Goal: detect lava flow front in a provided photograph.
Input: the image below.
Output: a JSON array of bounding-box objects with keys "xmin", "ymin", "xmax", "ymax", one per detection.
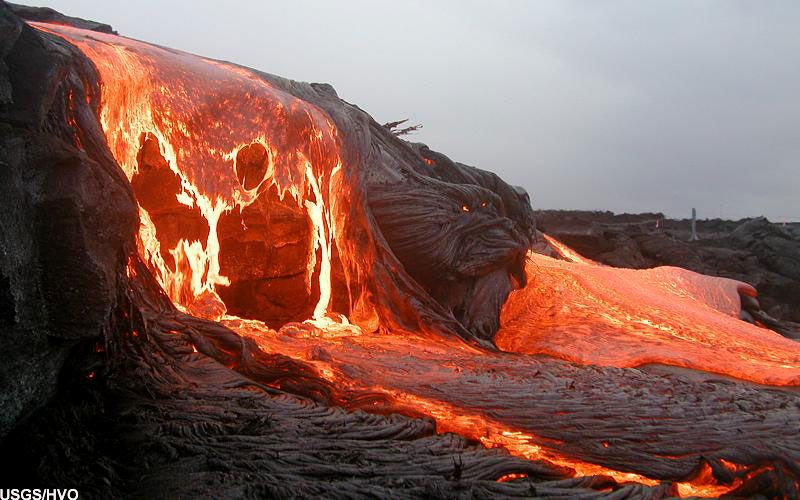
[
  {"xmin": 497, "ymin": 241, "xmax": 800, "ymax": 386},
  {"xmin": 37, "ymin": 22, "xmax": 799, "ymax": 497}
]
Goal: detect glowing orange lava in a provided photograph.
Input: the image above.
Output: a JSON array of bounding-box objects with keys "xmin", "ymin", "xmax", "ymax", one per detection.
[
  {"xmin": 497, "ymin": 248, "xmax": 800, "ymax": 386},
  {"xmin": 34, "ymin": 22, "xmax": 342, "ymax": 322},
  {"xmin": 227, "ymin": 315, "xmax": 750, "ymax": 497}
]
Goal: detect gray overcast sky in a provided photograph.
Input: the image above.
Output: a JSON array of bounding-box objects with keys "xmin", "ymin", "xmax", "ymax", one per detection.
[{"xmin": 36, "ymin": 0, "xmax": 800, "ymax": 220}]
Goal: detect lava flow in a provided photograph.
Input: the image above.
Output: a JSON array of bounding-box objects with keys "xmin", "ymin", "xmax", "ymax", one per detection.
[
  {"xmin": 497, "ymin": 240, "xmax": 800, "ymax": 386},
  {"xmin": 34, "ymin": 21, "xmax": 345, "ymax": 324},
  {"xmin": 36, "ymin": 22, "xmax": 800, "ymax": 497}
]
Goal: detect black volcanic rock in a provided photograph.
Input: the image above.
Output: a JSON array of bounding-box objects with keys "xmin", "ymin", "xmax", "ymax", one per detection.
[
  {"xmin": 730, "ymin": 217, "xmax": 800, "ymax": 280},
  {"xmin": 0, "ymin": 6, "xmax": 137, "ymax": 436},
  {"xmin": 8, "ymin": 2, "xmax": 116, "ymax": 33}
]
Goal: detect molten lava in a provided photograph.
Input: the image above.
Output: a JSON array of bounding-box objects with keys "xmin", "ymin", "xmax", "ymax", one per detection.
[
  {"xmin": 35, "ymin": 22, "xmax": 342, "ymax": 323},
  {"xmin": 497, "ymin": 244, "xmax": 800, "ymax": 386},
  {"xmin": 36, "ymin": 21, "xmax": 800, "ymax": 496}
]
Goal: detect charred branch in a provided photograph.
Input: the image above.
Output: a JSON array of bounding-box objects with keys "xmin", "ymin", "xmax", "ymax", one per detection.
[{"xmin": 383, "ymin": 118, "xmax": 423, "ymax": 136}]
